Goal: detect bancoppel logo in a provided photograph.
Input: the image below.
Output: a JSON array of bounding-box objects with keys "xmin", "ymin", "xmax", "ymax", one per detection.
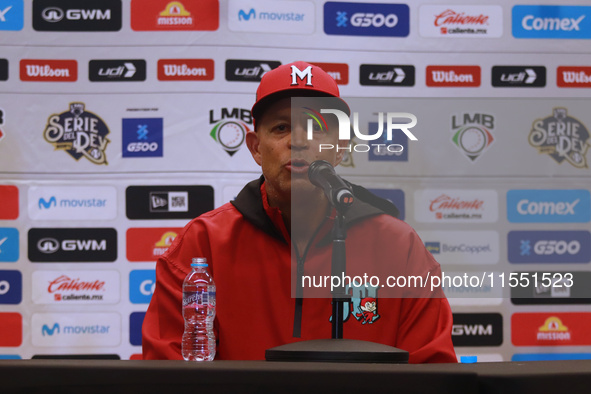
[
  {"xmin": 324, "ymin": 2, "xmax": 409, "ymax": 37},
  {"xmin": 415, "ymin": 189, "xmax": 498, "ymax": 223},
  {"xmin": 32, "ymin": 313, "xmax": 121, "ymax": 347},
  {"xmin": 129, "ymin": 270, "xmax": 156, "ymax": 304},
  {"xmin": 157, "ymin": 59, "xmax": 214, "ymax": 81},
  {"xmin": 126, "ymin": 227, "xmax": 182, "ymax": 261},
  {"xmin": 452, "ymin": 313, "xmax": 503, "ymax": 347},
  {"xmin": 209, "ymin": 107, "xmax": 253, "ymax": 155},
  {"xmin": 507, "ymin": 189, "xmax": 591, "ymax": 223},
  {"xmin": 33, "ymin": 0, "xmax": 121, "ymax": 31},
  {"xmin": 0, "ymin": 270, "xmax": 22, "ymax": 304},
  {"xmin": 122, "ymin": 118, "xmax": 163, "ymax": 158},
  {"xmin": 225, "ymin": 59, "xmax": 281, "ymax": 82},
  {"xmin": 512, "ymin": 313, "xmax": 591, "ymax": 346},
  {"xmin": 0, "ymin": 228, "xmax": 19, "ymax": 262},
  {"xmin": 419, "ymin": 5, "xmax": 502, "ymax": 38},
  {"xmin": 130, "ymin": 0, "xmax": 219, "ymax": 31},
  {"xmin": 511, "ymin": 271, "xmax": 591, "ymax": 305},
  {"xmin": 32, "ymin": 270, "xmax": 120, "ymax": 304},
  {"xmin": 0, "ymin": 59, "xmax": 8, "ymax": 80},
  {"xmin": 451, "ymin": 113, "xmax": 494, "ymax": 161},
  {"xmin": 426, "ymin": 66, "xmax": 480, "ymax": 87},
  {"xmin": 418, "ymin": 230, "xmax": 499, "ymax": 264},
  {"xmin": 20, "ymin": 60, "xmax": 77, "ymax": 82},
  {"xmin": 492, "ymin": 66, "xmax": 546, "ymax": 88},
  {"xmin": 558, "ymin": 66, "xmax": 591, "ymax": 88},
  {"xmin": 0, "ymin": 313, "xmax": 21, "ymax": 346},
  {"xmin": 228, "ymin": 0, "xmax": 314, "ymax": 34},
  {"xmin": 28, "ymin": 186, "xmax": 117, "ymax": 220},
  {"xmin": 0, "ymin": 0, "xmax": 24, "ymax": 31},
  {"xmin": 89, "ymin": 60, "xmax": 146, "ymax": 82},
  {"xmin": 43, "ymin": 102, "xmax": 110, "ymax": 165},
  {"xmin": 28, "ymin": 228, "xmax": 117, "ymax": 262},
  {"xmin": 360, "ymin": 64, "xmax": 414, "ymax": 87},
  {"xmin": 508, "ymin": 231, "xmax": 591, "ymax": 263},
  {"xmin": 512, "ymin": 5, "xmax": 591, "ymax": 39},
  {"xmin": 126, "ymin": 185, "xmax": 214, "ymax": 220},
  {"xmin": 129, "ymin": 312, "xmax": 145, "ymax": 346},
  {"xmin": 306, "ymin": 62, "xmax": 348, "ymax": 85},
  {"xmin": 367, "ymin": 188, "xmax": 405, "ymax": 220},
  {"xmin": 0, "ymin": 185, "xmax": 19, "ymax": 220},
  {"xmin": 529, "ymin": 108, "xmax": 590, "ymax": 169}
]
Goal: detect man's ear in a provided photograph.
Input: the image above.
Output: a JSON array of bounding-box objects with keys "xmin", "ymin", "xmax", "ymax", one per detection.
[
  {"xmin": 246, "ymin": 131, "xmax": 262, "ymax": 166},
  {"xmin": 334, "ymin": 137, "xmax": 349, "ymax": 166}
]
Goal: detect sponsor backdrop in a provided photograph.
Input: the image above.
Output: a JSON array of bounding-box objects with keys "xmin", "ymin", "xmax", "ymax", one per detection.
[{"xmin": 0, "ymin": 0, "xmax": 590, "ymax": 362}]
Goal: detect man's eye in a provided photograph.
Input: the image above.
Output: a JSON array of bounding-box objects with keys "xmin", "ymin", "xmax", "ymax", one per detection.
[{"xmin": 273, "ymin": 124, "xmax": 289, "ymax": 132}]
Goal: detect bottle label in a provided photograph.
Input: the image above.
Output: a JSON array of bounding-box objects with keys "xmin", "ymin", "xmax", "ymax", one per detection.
[{"xmin": 182, "ymin": 290, "xmax": 208, "ymax": 307}]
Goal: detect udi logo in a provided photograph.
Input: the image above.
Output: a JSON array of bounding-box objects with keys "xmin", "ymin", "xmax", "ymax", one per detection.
[
  {"xmin": 558, "ymin": 67, "xmax": 591, "ymax": 88},
  {"xmin": 0, "ymin": 312, "xmax": 22, "ymax": 346},
  {"xmin": 122, "ymin": 118, "xmax": 163, "ymax": 158},
  {"xmin": 0, "ymin": 228, "xmax": 19, "ymax": 262},
  {"xmin": 0, "ymin": 185, "xmax": 19, "ymax": 220},
  {"xmin": 427, "ymin": 66, "xmax": 480, "ymax": 87},
  {"xmin": 20, "ymin": 60, "xmax": 77, "ymax": 82},
  {"xmin": 0, "ymin": 59, "xmax": 7, "ymax": 81},
  {"xmin": 306, "ymin": 62, "xmax": 348, "ymax": 85},
  {"xmin": 0, "ymin": 0, "xmax": 23, "ymax": 31},
  {"xmin": 157, "ymin": 59, "xmax": 214, "ymax": 81},
  {"xmin": 419, "ymin": 5, "xmax": 502, "ymax": 38},
  {"xmin": 129, "ymin": 270, "xmax": 156, "ymax": 304},
  {"xmin": 359, "ymin": 64, "xmax": 414, "ymax": 87},
  {"xmin": 225, "ymin": 59, "xmax": 281, "ymax": 82},
  {"xmin": 130, "ymin": 0, "xmax": 219, "ymax": 31},
  {"xmin": 507, "ymin": 189, "xmax": 591, "ymax": 223},
  {"xmin": 414, "ymin": 189, "xmax": 498, "ymax": 223},
  {"xmin": 512, "ymin": 313, "xmax": 591, "ymax": 346},
  {"xmin": 32, "ymin": 270, "xmax": 120, "ymax": 304},
  {"xmin": 126, "ymin": 227, "xmax": 182, "ymax": 261},
  {"xmin": 324, "ymin": 2, "xmax": 409, "ymax": 37},
  {"xmin": 0, "ymin": 270, "xmax": 22, "ymax": 304}
]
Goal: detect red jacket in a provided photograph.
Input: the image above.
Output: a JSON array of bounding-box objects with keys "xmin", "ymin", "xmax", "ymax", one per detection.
[{"xmin": 142, "ymin": 178, "xmax": 457, "ymax": 363}]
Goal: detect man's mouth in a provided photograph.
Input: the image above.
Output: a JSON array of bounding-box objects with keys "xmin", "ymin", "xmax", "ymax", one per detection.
[{"xmin": 286, "ymin": 159, "xmax": 310, "ymax": 174}]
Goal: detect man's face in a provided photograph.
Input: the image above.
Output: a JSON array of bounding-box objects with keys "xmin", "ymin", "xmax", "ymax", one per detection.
[{"xmin": 246, "ymin": 96, "xmax": 348, "ymax": 203}]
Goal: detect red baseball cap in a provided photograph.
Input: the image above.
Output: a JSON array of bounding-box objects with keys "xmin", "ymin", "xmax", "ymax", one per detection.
[{"xmin": 251, "ymin": 61, "xmax": 350, "ymax": 125}]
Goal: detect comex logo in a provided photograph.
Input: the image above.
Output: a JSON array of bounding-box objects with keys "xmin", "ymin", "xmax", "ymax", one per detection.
[{"xmin": 0, "ymin": 5, "xmax": 13, "ymax": 22}]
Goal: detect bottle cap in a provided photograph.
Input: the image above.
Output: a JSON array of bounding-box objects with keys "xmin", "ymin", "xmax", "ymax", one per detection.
[{"xmin": 191, "ymin": 257, "xmax": 208, "ymax": 267}]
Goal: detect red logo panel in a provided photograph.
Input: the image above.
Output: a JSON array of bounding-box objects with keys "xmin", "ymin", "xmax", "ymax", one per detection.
[
  {"xmin": 0, "ymin": 313, "xmax": 22, "ymax": 346},
  {"xmin": 131, "ymin": 0, "xmax": 219, "ymax": 31},
  {"xmin": 126, "ymin": 227, "xmax": 183, "ymax": 262},
  {"xmin": 157, "ymin": 59, "xmax": 214, "ymax": 81},
  {"xmin": 307, "ymin": 62, "xmax": 349, "ymax": 85},
  {"xmin": 426, "ymin": 65, "xmax": 480, "ymax": 87},
  {"xmin": 20, "ymin": 60, "xmax": 77, "ymax": 82},
  {"xmin": 557, "ymin": 66, "xmax": 591, "ymax": 88},
  {"xmin": 512, "ymin": 312, "xmax": 591, "ymax": 346},
  {"xmin": 0, "ymin": 185, "xmax": 18, "ymax": 219}
]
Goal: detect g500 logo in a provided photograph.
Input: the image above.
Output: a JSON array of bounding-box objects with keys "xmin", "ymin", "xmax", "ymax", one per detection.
[{"xmin": 43, "ymin": 103, "xmax": 110, "ymax": 165}]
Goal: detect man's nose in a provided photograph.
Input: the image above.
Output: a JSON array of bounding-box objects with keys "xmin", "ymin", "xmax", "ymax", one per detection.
[{"xmin": 290, "ymin": 121, "xmax": 309, "ymax": 149}]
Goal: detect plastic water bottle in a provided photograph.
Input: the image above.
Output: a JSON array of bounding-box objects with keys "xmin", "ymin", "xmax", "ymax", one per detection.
[{"xmin": 181, "ymin": 257, "xmax": 216, "ymax": 361}]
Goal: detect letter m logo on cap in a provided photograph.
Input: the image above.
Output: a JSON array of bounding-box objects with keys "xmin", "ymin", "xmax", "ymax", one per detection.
[{"xmin": 291, "ymin": 65, "xmax": 313, "ymax": 86}]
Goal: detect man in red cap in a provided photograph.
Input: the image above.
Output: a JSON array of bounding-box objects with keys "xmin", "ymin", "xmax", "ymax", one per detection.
[{"xmin": 142, "ymin": 62, "xmax": 457, "ymax": 363}]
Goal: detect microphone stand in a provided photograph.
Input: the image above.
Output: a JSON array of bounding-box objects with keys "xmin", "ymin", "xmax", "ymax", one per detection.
[{"xmin": 265, "ymin": 190, "xmax": 408, "ymax": 363}]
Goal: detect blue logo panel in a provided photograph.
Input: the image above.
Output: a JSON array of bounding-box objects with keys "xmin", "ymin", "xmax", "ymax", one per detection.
[
  {"xmin": 0, "ymin": 270, "xmax": 22, "ymax": 304},
  {"xmin": 367, "ymin": 122, "xmax": 408, "ymax": 162},
  {"xmin": 512, "ymin": 353, "xmax": 591, "ymax": 361},
  {"xmin": 507, "ymin": 190, "xmax": 591, "ymax": 223},
  {"xmin": 508, "ymin": 231, "xmax": 591, "ymax": 263},
  {"xmin": 324, "ymin": 2, "xmax": 409, "ymax": 37},
  {"xmin": 367, "ymin": 188, "xmax": 405, "ymax": 220},
  {"xmin": 0, "ymin": 355, "xmax": 21, "ymax": 359},
  {"xmin": 129, "ymin": 270, "xmax": 156, "ymax": 304},
  {"xmin": 0, "ymin": 0, "xmax": 24, "ymax": 31},
  {"xmin": 512, "ymin": 6, "xmax": 591, "ymax": 39},
  {"xmin": 129, "ymin": 312, "xmax": 145, "ymax": 346},
  {"xmin": 0, "ymin": 228, "xmax": 19, "ymax": 262},
  {"xmin": 122, "ymin": 118, "xmax": 163, "ymax": 158}
]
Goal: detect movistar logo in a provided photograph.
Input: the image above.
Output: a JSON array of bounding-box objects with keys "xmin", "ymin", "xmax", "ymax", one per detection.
[
  {"xmin": 239, "ymin": 8, "xmax": 255, "ymax": 21},
  {"xmin": 39, "ymin": 197, "xmax": 57, "ymax": 209},
  {"xmin": 42, "ymin": 323, "xmax": 60, "ymax": 336}
]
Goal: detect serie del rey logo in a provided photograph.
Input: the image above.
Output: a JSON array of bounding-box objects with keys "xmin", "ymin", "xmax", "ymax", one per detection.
[
  {"xmin": 43, "ymin": 103, "xmax": 110, "ymax": 165},
  {"xmin": 528, "ymin": 108, "xmax": 590, "ymax": 169}
]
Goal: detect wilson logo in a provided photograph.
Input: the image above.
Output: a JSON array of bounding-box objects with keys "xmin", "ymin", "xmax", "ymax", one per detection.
[
  {"xmin": 557, "ymin": 67, "xmax": 591, "ymax": 87},
  {"xmin": 157, "ymin": 59, "xmax": 214, "ymax": 81},
  {"xmin": 20, "ymin": 60, "xmax": 77, "ymax": 81},
  {"xmin": 426, "ymin": 66, "xmax": 480, "ymax": 87}
]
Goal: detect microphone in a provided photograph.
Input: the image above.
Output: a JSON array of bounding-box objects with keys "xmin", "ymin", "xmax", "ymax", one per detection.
[{"xmin": 308, "ymin": 160, "xmax": 354, "ymax": 210}]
